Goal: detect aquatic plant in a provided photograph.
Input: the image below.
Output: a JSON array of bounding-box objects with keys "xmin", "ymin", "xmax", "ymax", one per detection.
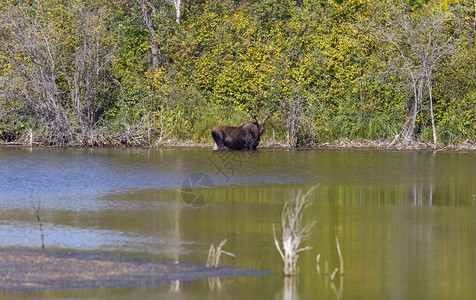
[
  {"xmin": 273, "ymin": 186, "xmax": 317, "ymax": 276},
  {"xmin": 206, "ymin": 239, "xmax": 235, "ymax": 268},
  {"xmin": 335, "ymin": 236, "xmax": 344, "ymax": 277},
  {"xmin": 317, "ymin": 236, "xmax": 345, "ymax": 281},
  {"xmin": 30, "ymin": 192, "xmax": 45, "ymax": 250}
]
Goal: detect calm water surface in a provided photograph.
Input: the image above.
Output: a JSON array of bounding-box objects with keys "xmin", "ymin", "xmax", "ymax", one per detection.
[{"xmin": 0, "ymin": 147, "xmax": 475, "ymax": 299}]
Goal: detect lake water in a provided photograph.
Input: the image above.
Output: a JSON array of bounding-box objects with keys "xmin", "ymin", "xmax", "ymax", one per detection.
[{"xmin": 0, "ymin": 147, "xmax": 475, "ymax": 299}]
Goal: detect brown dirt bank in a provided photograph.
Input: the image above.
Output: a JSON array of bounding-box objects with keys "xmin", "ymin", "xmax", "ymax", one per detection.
[
  {"xmin": 2, "ymin": 138, "xmax": 476, "ymax": 151},
  {"xmin": 138, "ymin": 139, "xmax": 476, "ymax": 151},
  {"xmin": 0, "ymin": 249, "xmax": 267, "ymax": 292}
]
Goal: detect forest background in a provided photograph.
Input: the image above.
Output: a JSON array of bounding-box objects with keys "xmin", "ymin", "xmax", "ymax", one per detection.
[{"xmin": 0, "ymin": 0, "xmax": 475, "ymax": 147}]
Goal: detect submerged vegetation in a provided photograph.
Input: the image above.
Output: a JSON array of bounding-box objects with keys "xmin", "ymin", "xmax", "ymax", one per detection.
[{"xmin": 1, "ymin": 0, "xmax": 475, "ymax": 147}]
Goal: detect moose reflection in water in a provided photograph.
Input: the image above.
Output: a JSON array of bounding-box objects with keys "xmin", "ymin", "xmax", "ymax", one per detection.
[{"xmin": 211, "ymin": 112, "xmax": 273, "ymax": 150}]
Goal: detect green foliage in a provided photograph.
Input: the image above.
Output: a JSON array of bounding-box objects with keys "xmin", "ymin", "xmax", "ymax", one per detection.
[{"xmin": 0, "ymin": 0, "xmax": 475, "ymax": 146}]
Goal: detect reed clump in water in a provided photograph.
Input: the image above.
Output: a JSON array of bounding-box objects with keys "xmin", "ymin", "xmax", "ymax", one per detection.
[
  {"xmin": 273, "ymin": 186, "xmax": 317, "ymax": 276},
  {"xmin": 206, "ymin": 239, "xmax": 235, "ymax": 268}
]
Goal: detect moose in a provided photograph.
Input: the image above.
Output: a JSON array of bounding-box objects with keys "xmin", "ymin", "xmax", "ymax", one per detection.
[{"xmin": 211, "ymin": 112, "xmax": 273, "ymax": 150}]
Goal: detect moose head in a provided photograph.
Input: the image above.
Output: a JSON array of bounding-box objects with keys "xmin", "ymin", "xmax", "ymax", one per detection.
[{"xmin": 211, "ymin": 112, "xmax": 273, "ymax": 150}]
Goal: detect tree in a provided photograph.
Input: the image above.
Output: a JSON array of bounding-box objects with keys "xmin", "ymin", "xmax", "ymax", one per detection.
[
  {"xmin": 135, "ymin": 0, "xmax": 183, "ymax": 71},
  {"xmin": 170, "ymin": 0, "xmax": 181, "ymax": 24},
  {"xmin": 69, "ymin": 4, "xmax": 116, "ymax": 143},
  {"xmin": 279, "ymin": 89, "xmax": 317, "ymax": 147},
  {"xmin": 136, "ymin": 0, "xmax": 163, "ymax": 71},
  {"xmin": 0, "ymin": 1, "xmax": 116, "ymax": 145},
  {"xmin": 375, "ymin": 1, "xmax": 458, "ymax": 145},
  {"xmin": 0, "ymin": 4, "xmax": 73, "ymax": 143}
]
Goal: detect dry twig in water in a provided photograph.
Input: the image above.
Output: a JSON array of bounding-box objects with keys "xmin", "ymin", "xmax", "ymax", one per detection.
[
  {"xmin": 206, "ymin": 239, "xmax": 236, "ymax": 268},
  {"xmin": 31, "ymin": 194, "xmax": 45, "ymax": 250}
]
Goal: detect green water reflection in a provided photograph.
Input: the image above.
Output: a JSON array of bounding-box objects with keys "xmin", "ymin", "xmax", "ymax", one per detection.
[{"xmin": 0, "ymin": 148, "xmax": 475, "ymax": 299}]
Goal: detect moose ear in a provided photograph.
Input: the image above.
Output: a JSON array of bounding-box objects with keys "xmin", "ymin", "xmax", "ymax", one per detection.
[
  {"xmin": 264, "ymin": 111, "xmax": 274, "ymax": 121},
  {"xmin": 250, "ymin": 113, "xmax": 258, "ymax": 121}
]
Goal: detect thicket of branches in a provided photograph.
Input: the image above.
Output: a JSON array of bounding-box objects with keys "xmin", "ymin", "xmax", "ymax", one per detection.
[
  {"xmin": 1, "ymin": 0, "xmax": 475, "ymax": 147},
  {"xmin": 0, "ymin": 2, "xmax": 118, "ymax": 145}
]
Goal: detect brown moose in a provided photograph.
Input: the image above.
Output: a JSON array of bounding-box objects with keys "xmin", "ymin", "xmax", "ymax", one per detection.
[{"xmin": 211, "ymin": 113, "xmax": 273, "ymax": 150}]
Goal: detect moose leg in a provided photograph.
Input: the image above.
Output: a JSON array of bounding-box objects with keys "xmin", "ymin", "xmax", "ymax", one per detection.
[{"xmin": 211, "ymin": 130, "xmax": 225, "ymax": 150}]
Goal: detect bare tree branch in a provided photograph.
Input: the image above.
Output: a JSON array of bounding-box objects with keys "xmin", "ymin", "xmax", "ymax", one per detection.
[
  {"xmin": 137, "ymin": 0, "xmax": 163, "ymax": 71},
  {"xmin": 373, "ymin": 1, "xmax": 457, "ymax": 145}
]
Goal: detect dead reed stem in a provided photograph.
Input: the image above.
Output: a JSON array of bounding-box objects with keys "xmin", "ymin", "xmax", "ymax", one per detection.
[
  {"xmin": 273, "ymin": 186, "xmax": 318, "ymax": 276},
  {"xmin": 324, "ymin": 260, "xmax": 328, "ymax": 275},
  {"xmin": 31, "ymin": 194, "xmax": 44, "ymax": 250},
  {"xmin": 330, "ymin": 268, "xmax": 339, "ymax": 281},
  {"xmin": 336, "ymin": 236, "xmax": 344, "ymax": 275},
  {"xmin": 206, "ymin": 239, "xmax": 235, "ymax": 268}
]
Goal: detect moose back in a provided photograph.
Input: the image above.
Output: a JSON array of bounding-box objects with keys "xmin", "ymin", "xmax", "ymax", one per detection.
[{"xmin": 211, "ymin": 113, "xmax": 273, "ymax": 150}]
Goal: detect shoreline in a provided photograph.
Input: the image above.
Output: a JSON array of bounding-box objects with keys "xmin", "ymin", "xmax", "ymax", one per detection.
[{"xmin": 1, "ymin": 139, "xmax": 476, "ymax": 152}]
